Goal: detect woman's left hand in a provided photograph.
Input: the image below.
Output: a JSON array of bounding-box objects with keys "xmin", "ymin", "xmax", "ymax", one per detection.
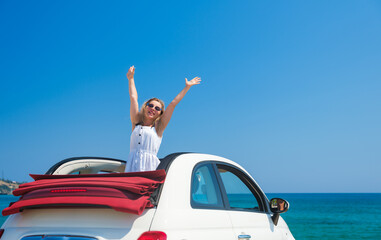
[{"xmin": 185, "ymin": 77, "xmax": 201, "ymax": 87}]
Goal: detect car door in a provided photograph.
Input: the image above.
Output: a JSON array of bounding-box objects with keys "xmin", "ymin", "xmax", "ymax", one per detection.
[
  {"xmin": 151, "ymin": 161, "xmax": 235, "ymax": 240},
  {"xmin": 215, "ymin": 164, "xmax": 285, "ymax": 240},
  {"xmin": 186, "ymin": 162, "xmax": 236, "ymax": 240}
]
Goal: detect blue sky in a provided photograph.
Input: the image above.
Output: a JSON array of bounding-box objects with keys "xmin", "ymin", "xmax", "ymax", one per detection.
[{"xmin": 1, "ymin": 0, "xmax": 380, "ymax": 192}]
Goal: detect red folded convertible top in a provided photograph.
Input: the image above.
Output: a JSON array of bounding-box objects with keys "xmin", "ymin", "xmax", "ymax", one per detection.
[{"xmin": 2, "ymin": 170, "xmax": 166, "ymax": 216}]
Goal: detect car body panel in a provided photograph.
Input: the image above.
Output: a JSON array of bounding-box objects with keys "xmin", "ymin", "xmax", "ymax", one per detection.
[
  {"xmin": 2, "ymin": 208, "xmax": 155, "ymax": 239},
  {"xmin": 228, "ymin": 210, "xmax": 284, "ymax": 239}
]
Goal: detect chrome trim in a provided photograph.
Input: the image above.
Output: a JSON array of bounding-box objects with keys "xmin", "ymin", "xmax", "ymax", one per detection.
[{"xmin": 22, "ymin": 235, "xmax": 97, "ymax": 240}]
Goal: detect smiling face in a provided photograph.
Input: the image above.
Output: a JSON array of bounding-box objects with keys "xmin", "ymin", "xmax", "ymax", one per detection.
[{"xmin": 144, "ymin": 100, "xmax": 163, "ymax": 121}]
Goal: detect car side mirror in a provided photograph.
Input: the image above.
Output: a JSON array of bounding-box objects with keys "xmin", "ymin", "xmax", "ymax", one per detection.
[{"xmin": 270, "ymin": 198, "xmax": 289, "ymax": 226}]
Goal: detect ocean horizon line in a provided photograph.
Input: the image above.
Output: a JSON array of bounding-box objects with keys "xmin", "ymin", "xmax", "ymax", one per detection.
[{"xmin": 266, "ymin": 192, "xmax": 381, "ymax": 194}]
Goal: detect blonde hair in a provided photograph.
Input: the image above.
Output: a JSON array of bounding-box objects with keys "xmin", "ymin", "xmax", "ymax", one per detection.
[{"xmin": 138, "ymin": 97, "xmax": 165, "ymax": 126}]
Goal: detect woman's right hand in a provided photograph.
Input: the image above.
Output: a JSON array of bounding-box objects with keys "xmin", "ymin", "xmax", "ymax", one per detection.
[{"xmin": 126, "ymin": 66, "xmax": 135, "ymax": 80}]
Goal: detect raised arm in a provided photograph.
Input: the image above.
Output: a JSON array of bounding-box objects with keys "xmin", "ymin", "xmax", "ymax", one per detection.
[
  {"xmin": 156, "ymin": 77, "xmax": 201, "ymax": 137},
  {"xmin": 126, "ymin": 66, "xmax": 140, "ymax": 126}
]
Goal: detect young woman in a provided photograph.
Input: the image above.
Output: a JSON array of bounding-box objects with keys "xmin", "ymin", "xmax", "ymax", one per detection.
[{"xmin": 125, "ymin": 66, "xmax": 201, "ymax": 172}]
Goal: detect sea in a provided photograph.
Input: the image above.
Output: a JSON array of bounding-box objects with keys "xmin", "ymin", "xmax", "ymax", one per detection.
[{"xmin": 1, "ymin": 193, "xmax": 380, "ymax": 239}]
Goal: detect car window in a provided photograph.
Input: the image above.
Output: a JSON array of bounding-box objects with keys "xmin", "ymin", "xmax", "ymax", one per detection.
[
  {"xmin": 217, "ymin": 166, "xmax": 260, "ymax": 211},
  {"xmin": 191, "ymin": 164, "xmax": 224, "ymax": 208}
]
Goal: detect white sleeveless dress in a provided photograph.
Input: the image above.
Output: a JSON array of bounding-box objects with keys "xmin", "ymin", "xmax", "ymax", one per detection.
[{"xmin": 125, "ymin": 125, "xmax": 162, "ymax": 172}]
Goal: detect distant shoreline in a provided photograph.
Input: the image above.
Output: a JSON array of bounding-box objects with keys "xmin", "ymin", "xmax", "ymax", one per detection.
[{"xmin": 0, "ymin": 180, "xmax": 22, "ymax": 195}]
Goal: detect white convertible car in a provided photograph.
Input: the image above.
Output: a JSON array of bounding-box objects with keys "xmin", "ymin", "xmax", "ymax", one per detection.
[{"xmin": 1, "ymin": 153, "xmax": 295, "ymax": 240}]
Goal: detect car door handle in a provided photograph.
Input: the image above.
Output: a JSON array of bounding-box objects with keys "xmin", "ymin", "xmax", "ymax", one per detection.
[{"xmin": 238, "ymin": 235, "xmax": 251, "ymax": 240}]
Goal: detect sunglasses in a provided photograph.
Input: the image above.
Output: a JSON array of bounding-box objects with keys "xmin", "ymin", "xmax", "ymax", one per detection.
[{"xmin": 146, "ymin": 103, "xmax": 162, "ymax": 112}]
